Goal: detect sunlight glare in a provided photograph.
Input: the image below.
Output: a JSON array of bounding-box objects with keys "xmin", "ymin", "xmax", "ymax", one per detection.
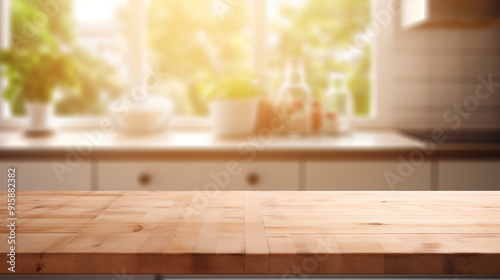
[{"xmin": 74, "ymin": 0, "xmax": 125, "ymax": 24}]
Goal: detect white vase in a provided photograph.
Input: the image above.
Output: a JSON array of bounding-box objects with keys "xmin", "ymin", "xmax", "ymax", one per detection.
[
  {"xmin": 210, "ymin": 99, "xmax": 258, "ymax": 137},
  {"xmin": 25, "ymin": 102, "xmax": 53, "ymax": 132}
]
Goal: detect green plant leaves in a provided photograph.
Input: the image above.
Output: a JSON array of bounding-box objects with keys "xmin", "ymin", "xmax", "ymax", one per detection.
[
  {"xmin": 0, "ymin": 49, "xmax": 78, "ymax": 103},
  {"xmin": 202, "ymin": 72, "xmax": 260, "ymax": 101}
]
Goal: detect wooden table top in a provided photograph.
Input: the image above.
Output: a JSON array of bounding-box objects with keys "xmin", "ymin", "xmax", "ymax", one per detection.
[{"xmin": 1, "ymin": 191, "xmax": 500, "ymax": 275}]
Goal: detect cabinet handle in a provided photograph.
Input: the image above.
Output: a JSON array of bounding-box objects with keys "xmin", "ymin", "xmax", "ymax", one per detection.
[
  {"xmin": 246, "ymin": 173, "xmax": 260, "ymax": 187},
  {"xmin": 138, "ymin": 172, "xmax": 152, "ymax": 187}
]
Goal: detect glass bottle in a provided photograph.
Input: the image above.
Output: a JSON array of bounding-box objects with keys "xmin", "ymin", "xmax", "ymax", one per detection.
[
  {"xmin": 323, "ymin": 72, "xmax": 352, "ymax": 133},
  {"xmin": 277, "ymin": 58, "xmax": 312, "ymax": 135}
]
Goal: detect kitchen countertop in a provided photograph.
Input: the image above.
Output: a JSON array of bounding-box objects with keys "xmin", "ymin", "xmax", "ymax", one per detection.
[
  {"xmin": 1, "ymin": 128, "xmax": 499, "ymax": 159},
  {"xmin": 1, "ymin": 191, "xmax": 499, "ymax": 275}
]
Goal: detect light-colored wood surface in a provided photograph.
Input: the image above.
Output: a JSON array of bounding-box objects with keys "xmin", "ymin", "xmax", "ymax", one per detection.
[{"xmin": 1, "ymin": 191, "xmax": 500, "ymax": 275}]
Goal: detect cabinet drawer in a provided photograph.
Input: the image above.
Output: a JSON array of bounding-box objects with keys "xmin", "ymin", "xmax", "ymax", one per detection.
[
  {"xmin": 438, "ymin": 160, "xmax": 500, "ymax": 190},
  {"xmin": 97, "ymin": 160, "xmax": 299, "ymax": 191},
  {"xmin": 306, "ymin": 160, "xmax": 431, "ymax": 190},
  {"xmin": 0, "ymin": 160, "xmax": 91, "ymax": 191}
]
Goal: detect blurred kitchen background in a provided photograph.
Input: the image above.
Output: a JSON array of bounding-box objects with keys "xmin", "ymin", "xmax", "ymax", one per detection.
[
  {"xmin": 1, "ymin": 0, "xmax": 373, "ymax": 119},
  {"xmin": 1, "ymin": 0, "xmax": 499, "ymax": 126}
]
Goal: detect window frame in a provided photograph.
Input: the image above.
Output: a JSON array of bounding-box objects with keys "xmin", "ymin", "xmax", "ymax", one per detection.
[{"xmin": 0, "ymin": 0, "xmax": 391, "ymax": 129}]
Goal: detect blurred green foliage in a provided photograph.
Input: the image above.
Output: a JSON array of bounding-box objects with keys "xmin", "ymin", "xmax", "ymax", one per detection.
[
  {"xmin": 147, "ymin": 0, "xmax": 372, "ymax": 116},
  {"xmin": 4, "ymin": 0, "xmax": 124, "ymax": 116},
  {"xmin": 3, "ymin": 0, "xmax": 372, "ymax": 117},
  {"xmin": 0, "ymin": 49, "xmax": 78, "ymax": 105},
  {"xmin": 202, "ymin": 72, "xmax": 260, "ymax": 102},
  {"xmin": 270, "ymin": 0, "xmax": 372, "ymax": 116},
  {"xmin": 54, "ymin": 48, "xmax": 125, "ymax": 116},
  {"xmin": 10, "ymin": 0, "xmax": 74, "ymax": 49},
  {"xmin": 146, "ymin": 0, "xmax": 251, "ymax": 115},
  {"xmin": 3, "ymin": 0, "xmax": 75, "ymax": 115}
]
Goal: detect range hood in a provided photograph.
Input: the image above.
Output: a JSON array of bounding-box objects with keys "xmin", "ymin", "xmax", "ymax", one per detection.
[{"xmin": 402, "ymin": 0, "xmax": 500, "ymax": 29}]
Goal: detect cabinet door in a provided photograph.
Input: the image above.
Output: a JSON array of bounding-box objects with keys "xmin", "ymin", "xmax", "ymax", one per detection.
[
  {"xmin": 0, "ymin": 160, "xmax": 91, "ymax": 191},
  {"xmin": 438, "ymin": 160, "xmax": 500, "ymax": 190},
  {"xmin": 97, "ymin": 160, "xmax": 299, "ymax": 191},
  {"xmin": 305, "ymin": 160, "xmax": 431, "ymax": 190}
]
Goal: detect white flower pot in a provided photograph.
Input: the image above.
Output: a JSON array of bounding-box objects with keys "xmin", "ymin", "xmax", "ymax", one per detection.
[
  {"xmin": 25, "ymin": 102, "xmax": 53, "ymax": 132},
  {"xmin": 210, "ymin": 99, "xmax": 258, "ymax": 137}
]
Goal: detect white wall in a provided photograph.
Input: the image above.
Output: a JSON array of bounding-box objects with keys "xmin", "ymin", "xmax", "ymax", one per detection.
[{"xmin": 390, "ymin": 15, "xmax": 500, "ymax": 129}]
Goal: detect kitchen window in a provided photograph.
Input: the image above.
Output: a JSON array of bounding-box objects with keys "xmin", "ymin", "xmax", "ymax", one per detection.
[{"xmin": 0, "ymin": 0, "xmax": 377, "ymax": 126}]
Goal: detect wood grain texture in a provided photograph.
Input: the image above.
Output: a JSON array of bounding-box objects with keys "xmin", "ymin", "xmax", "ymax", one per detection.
[{"xmin": 1, "ymin": 191, "xmax": 500, "ymax": 275}]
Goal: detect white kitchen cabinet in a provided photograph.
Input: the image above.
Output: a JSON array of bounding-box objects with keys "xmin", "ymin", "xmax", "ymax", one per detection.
[
  {"xmin": 438, "ymin": 160, "xmax": 500, "ymax": 190},
  {"xmin": 97, "ymin": 160, "xmax": 299, "ymax": 191},
  {"xmin": 0, "ymin": 160, "xmax": 91, "ymax": 191},
  {"xmin": 305, "ymin": 160, "xmax": 432, "ymax": 190}
]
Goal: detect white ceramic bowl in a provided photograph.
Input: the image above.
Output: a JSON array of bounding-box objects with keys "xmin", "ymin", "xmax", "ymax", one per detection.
[{"xmin": 110, "ymin": 96, "xmax": 174, "ymax": 134}]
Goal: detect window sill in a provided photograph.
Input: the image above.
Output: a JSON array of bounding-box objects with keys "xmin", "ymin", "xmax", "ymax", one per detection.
[
  {"xmin": 0, "ymin": 116, "xmax": 213, "ymax": 131},
  {"xmin": 0, "ymin": 113, "xmax": 387, "ymax": 132}
]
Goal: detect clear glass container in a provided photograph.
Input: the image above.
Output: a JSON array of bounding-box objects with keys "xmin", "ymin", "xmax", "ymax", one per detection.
[
  {"xmin": 323, "ymin": 72, "xmax": 352, "ymax": 133},
  {"xmin": 276, "ymin": 58, "xmax": 312, "ymax": 135}
]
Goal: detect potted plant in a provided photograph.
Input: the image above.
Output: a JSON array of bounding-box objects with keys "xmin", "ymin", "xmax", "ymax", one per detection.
[
  {"xmin": 0, "ymin": 49, "xmax": 78, "ymax": 132},
  {"xmin": 203, "ymin": 72, "xmax": 260, "ymax": 137}
]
